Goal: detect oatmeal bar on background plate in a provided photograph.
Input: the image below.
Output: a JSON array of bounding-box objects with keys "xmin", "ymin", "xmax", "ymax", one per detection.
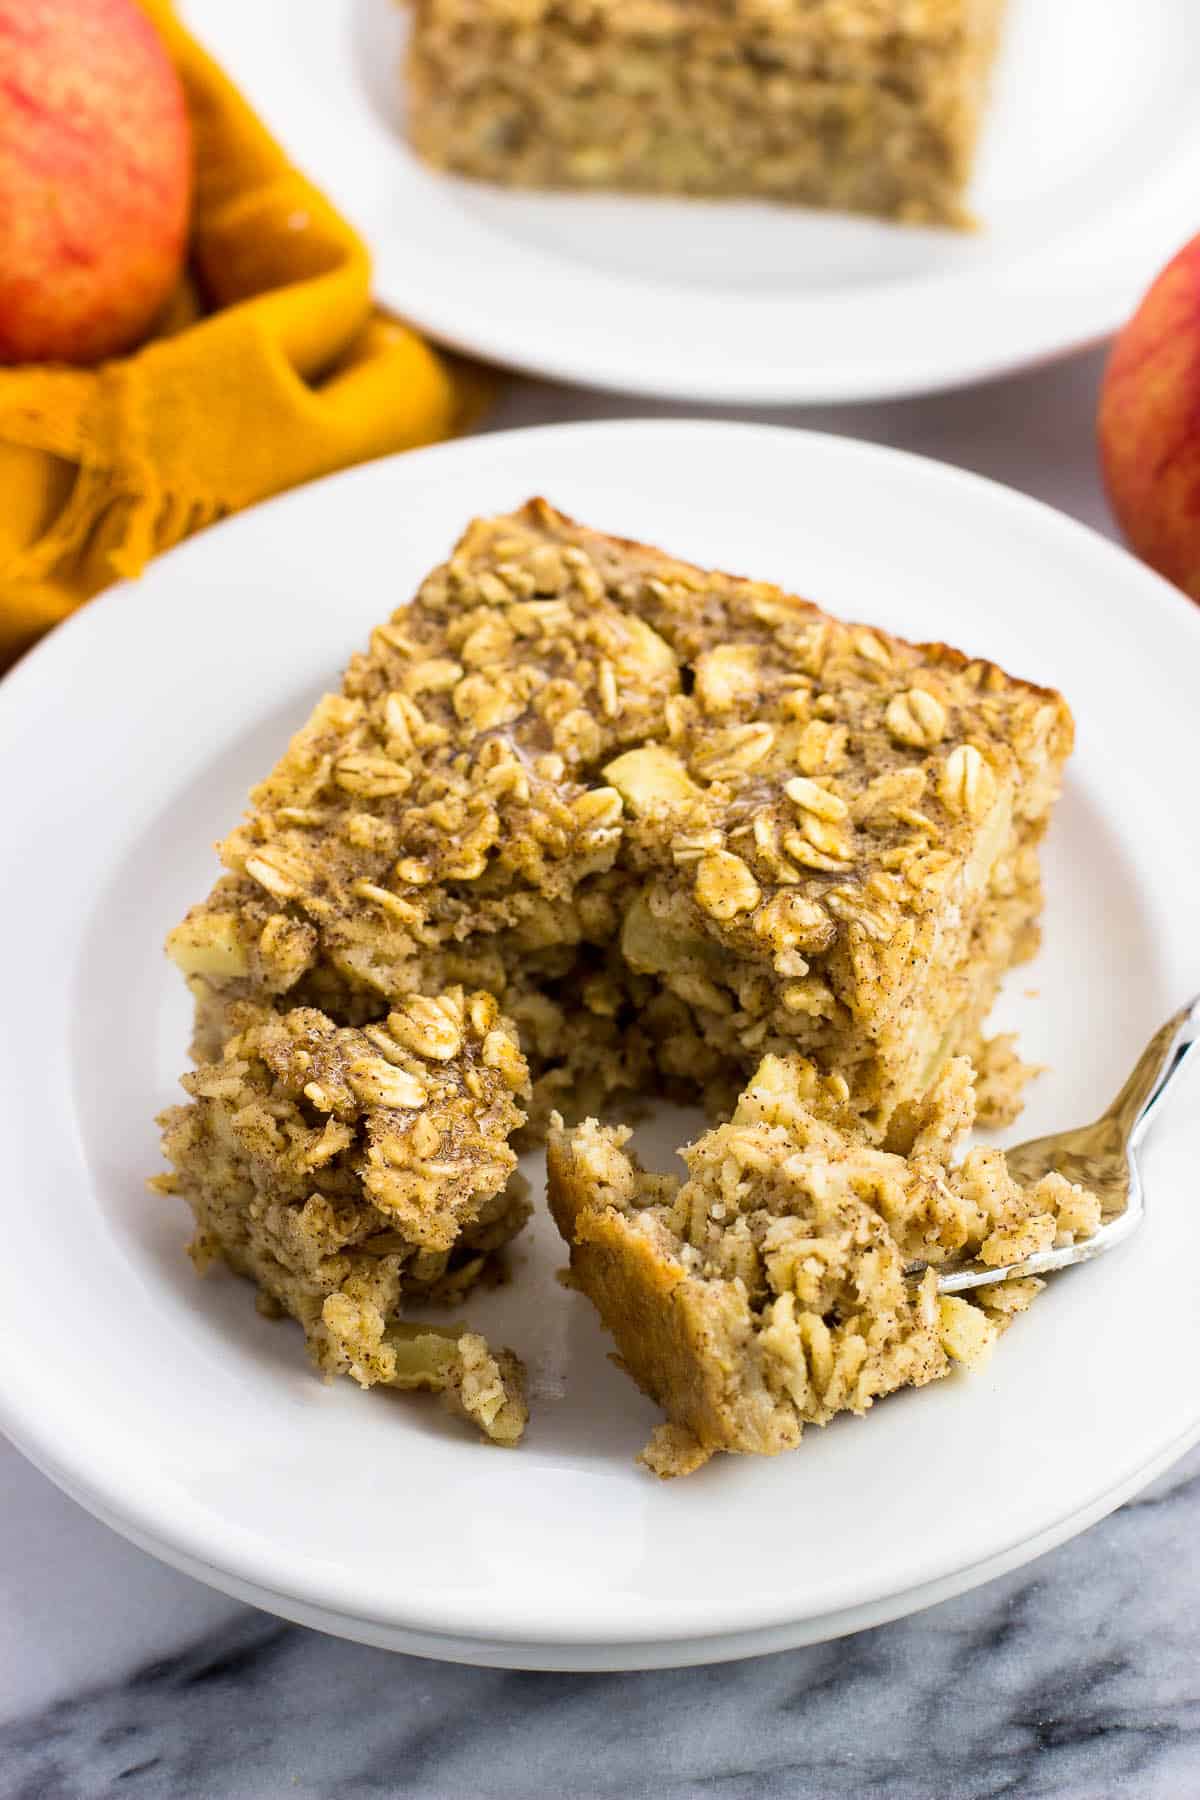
[{"xmin": 404, "ymin": 0, "xmax": 1008, "ymax": 226}]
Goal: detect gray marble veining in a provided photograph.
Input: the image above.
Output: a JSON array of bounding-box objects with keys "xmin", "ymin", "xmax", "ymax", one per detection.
[{"xmin": 4, "ymin": 1448, "xmax": 1198, "ymax": 1800}]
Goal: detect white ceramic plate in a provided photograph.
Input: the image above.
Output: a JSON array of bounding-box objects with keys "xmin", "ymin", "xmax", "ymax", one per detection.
[
  {"xmin": 180, "ymin": 0, "xmax": 1200, "ymax": 405},
  {"xmin": 2, "ymin": 421, "xmax": 1199, "ymax": 1671}
]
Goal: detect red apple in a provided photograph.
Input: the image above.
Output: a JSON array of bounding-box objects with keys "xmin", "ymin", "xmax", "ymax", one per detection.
[
  {"xmin": 0, "ymin": 0, "xmax": 191, "ymax": 365},
  {"xmin": 1098, "ymin": 235, "xmax": 1200, "ymax": 603}
]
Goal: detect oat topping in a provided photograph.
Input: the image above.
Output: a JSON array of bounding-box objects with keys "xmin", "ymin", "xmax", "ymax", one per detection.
[
  {"xmin": 885, "ymin": 687, "xmax": 948, "ymax": 749},
  {"xmin": 167, "ymin": 499, "xmax": 1073, "ymax": 1146}
]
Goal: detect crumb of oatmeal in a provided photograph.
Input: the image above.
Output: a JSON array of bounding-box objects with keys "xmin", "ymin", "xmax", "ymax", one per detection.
[
  {"xmin": 154, "ymin": 991, "xmax": 530, "ymax": 1444},
  {"xmin": 971, "ymin": 1031, "xmax": 1044, "ymax": 1129}
]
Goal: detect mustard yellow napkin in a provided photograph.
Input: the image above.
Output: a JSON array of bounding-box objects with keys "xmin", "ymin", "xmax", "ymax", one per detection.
[{"xmin": 0, "ymin": 0, "xmax": 489, "ymax": 668}]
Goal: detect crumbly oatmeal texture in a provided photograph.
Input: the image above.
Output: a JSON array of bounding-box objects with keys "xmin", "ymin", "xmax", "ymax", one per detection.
[
  {"xmin": 154, "ymin": 991, "xmax": 530, "ymax": 1445},
  {"xmin": 157, "ymin": 499, "xmax": 1079, "ymax": 1461},
  {"xmin": 167, "ymin": 499, "xmax": 1071, "ymax": 1145},
  {"xmin": 404, "ymin": 0, "xmax": 1007, "ymax": 227},
  {"xmin": 548, "ymin": 1055, "xmax": 1101, "ymax": 1475}
]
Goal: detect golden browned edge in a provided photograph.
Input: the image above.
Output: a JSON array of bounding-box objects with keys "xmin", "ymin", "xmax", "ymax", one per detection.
[
  {"xmin": 546, "ymin": 1133, "xmax": 773, "ymax": 1458},
  {"xmin": 521, "ymin": 496, "xmax": 1073, "ymax": 731}
]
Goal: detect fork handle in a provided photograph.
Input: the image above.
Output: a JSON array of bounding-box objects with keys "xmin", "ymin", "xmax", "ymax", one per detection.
[{"xmin": 1120, "ymin": 995, "xmax": 1200, "ymax": 1151}]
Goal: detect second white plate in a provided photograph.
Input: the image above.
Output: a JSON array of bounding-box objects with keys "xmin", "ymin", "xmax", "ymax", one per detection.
[{"xmin": 182, "ymin": 0, "xmax": 1200, "ymax": 403}]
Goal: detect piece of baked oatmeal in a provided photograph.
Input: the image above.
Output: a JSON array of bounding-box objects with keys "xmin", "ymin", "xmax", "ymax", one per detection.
[
  {"xmin": 548, "ymin": 1054, "xmax": 1100, "ymax": 1474},
  {"xmin": 167, "ymin": 500, "xmax": 1070, "ymax": 1142},
  {"xmin": 404, "ymin": 0, "xmax": 1007, "ymax": 227},
  {"xmin": 153, "ymin": 990, "xmax": 530, "ymax": 1444},
  {"xmin": 160, "ymin": 499, "xmax": 1075, "ymax": 1446}
]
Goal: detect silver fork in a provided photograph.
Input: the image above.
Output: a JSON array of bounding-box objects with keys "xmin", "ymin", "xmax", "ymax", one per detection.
[{"xmin": 911, "ymin": 996, "xmax": 1200, "ymax": 1295}]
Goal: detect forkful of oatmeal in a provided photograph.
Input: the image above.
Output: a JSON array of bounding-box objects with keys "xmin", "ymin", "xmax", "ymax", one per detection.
[{"xmin": 549, "ymin": 1000, "xmax": 1199, "ymax": 1478}]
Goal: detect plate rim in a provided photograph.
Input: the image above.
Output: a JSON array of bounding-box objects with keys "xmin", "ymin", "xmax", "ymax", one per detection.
[
  {"xmin": 4, "ymin": 1406, "xmax": 1197, "ymax": 1671},
  {"xmin": 3, "ymin": 418, "xmax": 1200, "ymax": 1662}
]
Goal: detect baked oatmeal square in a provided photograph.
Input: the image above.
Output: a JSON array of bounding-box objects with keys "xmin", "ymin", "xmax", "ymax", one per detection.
[{"xmin": 159, "ymin": 498, "xmax": 1078, "ymax": 1456}]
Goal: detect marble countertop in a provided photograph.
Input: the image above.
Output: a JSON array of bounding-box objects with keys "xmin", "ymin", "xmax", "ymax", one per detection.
[{"xmin": 5, "ymin": 348, "xmax": 1200, "ymax": 1800}]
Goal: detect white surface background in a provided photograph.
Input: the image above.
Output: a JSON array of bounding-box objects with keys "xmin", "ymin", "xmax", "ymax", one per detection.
[{"xmin": 4, "ymin": 347, "xmax": 1200, "ymax": 1798}]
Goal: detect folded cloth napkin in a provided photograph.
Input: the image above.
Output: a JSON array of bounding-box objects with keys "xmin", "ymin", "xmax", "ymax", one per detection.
[{"xmin": 0, "ymin": 0, "xmax": 489, "ymax": 669}]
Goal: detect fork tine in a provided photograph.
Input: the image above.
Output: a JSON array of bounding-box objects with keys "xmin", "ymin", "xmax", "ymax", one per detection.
[{"xmin": 914, "ymin": 996, "xmax": 1200, "ymax": 1292}]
